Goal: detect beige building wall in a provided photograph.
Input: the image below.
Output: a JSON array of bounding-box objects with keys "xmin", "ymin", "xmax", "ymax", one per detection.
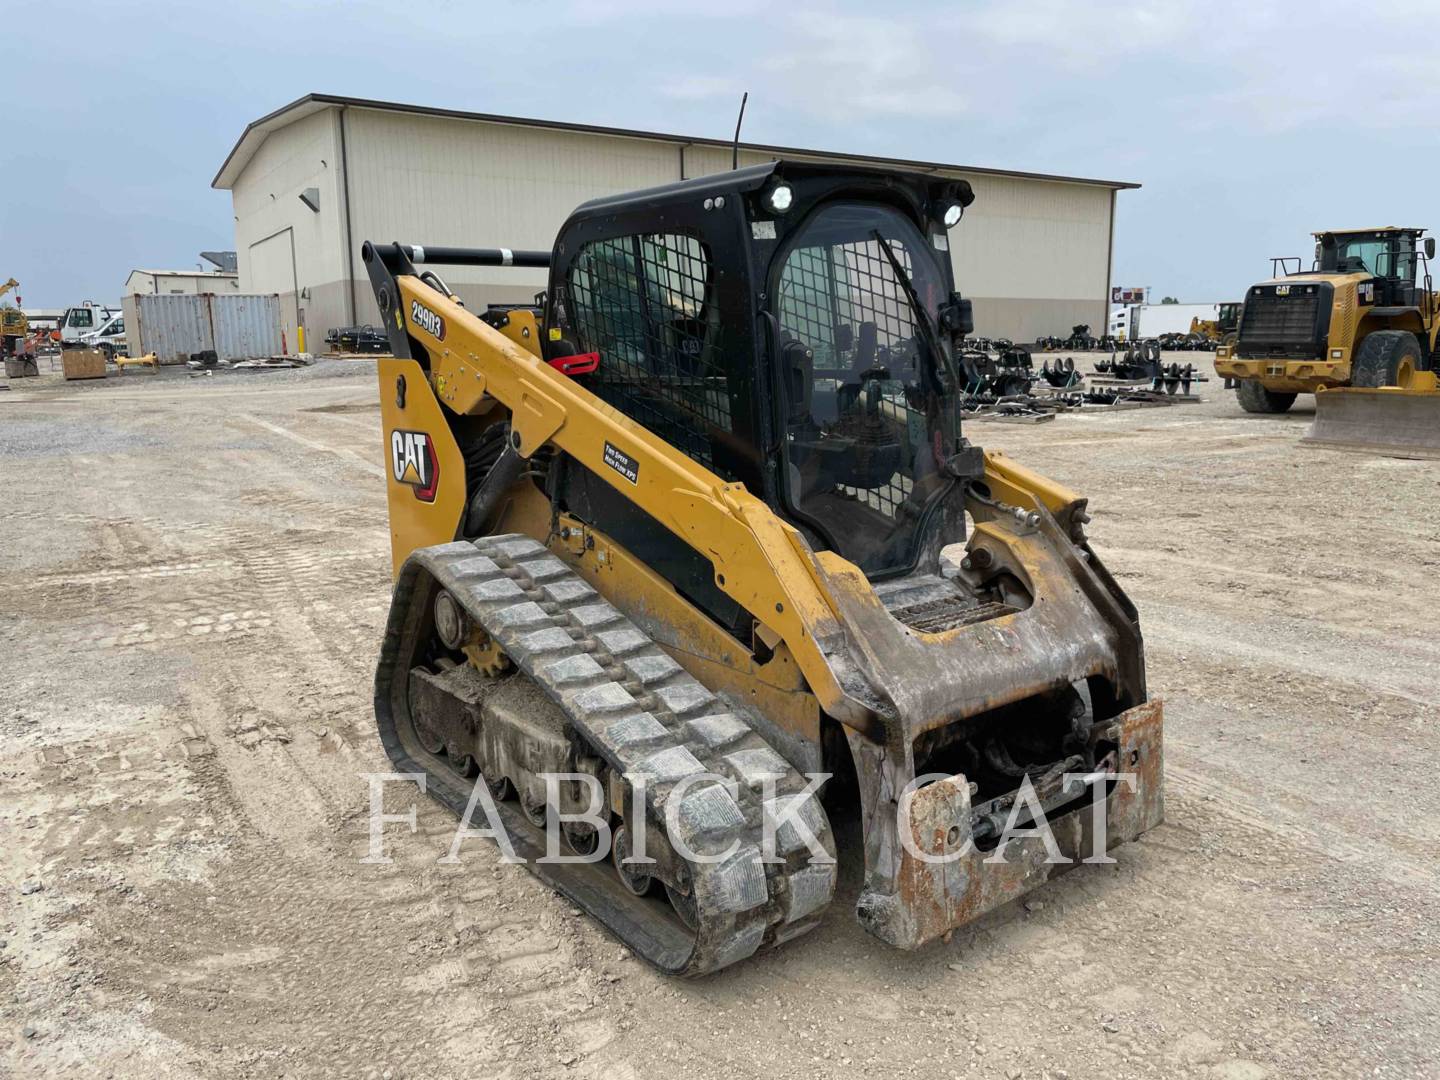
[
  {"xmin": 231, "ymin": 108, "xmax": 346, "ymax": 349},
  {"xmin": 222, "ymin": 101, "xmax": 1121, "ymax": 349},
  {"xmin": 340, "ymin": 109, "xmax": 694, "ymax": 323},
  {"xmin": 680, "ymin": 144, "xmax": 1113, "ymax": 341},
  {"xmin": 949, "ymin": 174, "xmax": 1113, "ymax": 341}
]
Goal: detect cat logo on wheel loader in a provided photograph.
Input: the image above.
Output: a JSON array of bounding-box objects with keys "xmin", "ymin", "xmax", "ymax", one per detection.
[{"xmin": 361, "ymin": 161, "xmax": 1164, "ymax": 975}]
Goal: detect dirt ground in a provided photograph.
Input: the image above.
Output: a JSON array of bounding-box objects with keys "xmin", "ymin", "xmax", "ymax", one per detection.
[{"xmin": 2, "ymin": 354, "xmax": 1436, "ymax": 1080}]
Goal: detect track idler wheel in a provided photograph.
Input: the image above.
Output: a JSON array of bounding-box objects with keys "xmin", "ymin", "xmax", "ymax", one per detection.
[
  {"xmin": 564, "ymin": 821, "xmax": 602, "ymax": 858},
  {"xmin": 406, "ymin": 681, "xmax": 447, "ymax": 756},
  {"xmin": 520, "ymin": 789, "xmax": 549, "ymax": 829},
  {"xmin": 611, "ymin": 824, "xmax": 653, "ymax": 897},
  {"xmin": 482, "ymin": 768, "xmax": 513, "ymax": 801},
  {"xmin": 446, "ymin": 745, "xmax": 480, "ymax": 778},
  {"xmin": 433, "ymin": 591, "xmax": 468, "ymax": 649},
  {"xmin": 665, "ymin": 863, "xmax": 699, "ymax": 931},
  {"xmin": 412, "ymin": 715, "xmax": 446, "ymax": 756}
]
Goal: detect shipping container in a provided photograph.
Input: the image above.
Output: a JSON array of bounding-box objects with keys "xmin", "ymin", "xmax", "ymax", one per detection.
[
  {"xmin": 208, "ymin": 294, "xmax": 284, "ymax": 361},
  {"xmin": 123, "ymin": 293, "xmax": 283, "ymax": 364}
]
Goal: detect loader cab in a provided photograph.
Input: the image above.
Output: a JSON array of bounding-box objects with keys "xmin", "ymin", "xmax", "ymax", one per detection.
[
  {"xmin": 1217, "ymin": 302, "xmax": 1241, "ymax": 334},
  {"xmin": 1315, "ymin": 228, "xmax": 1431, "ymax": 308},
  {"xmin": 548, "ymin": 161, "xmax": 976, "ymax": 580}
]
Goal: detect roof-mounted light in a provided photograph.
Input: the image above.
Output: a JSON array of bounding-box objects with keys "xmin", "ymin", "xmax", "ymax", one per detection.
[
  {"xmin": 932, "ymin": 179, "xmax": 974, "ymax": 229},
  {"xmin": 762, "ymin": 182, "xmax": 794, "ymax": 215}
]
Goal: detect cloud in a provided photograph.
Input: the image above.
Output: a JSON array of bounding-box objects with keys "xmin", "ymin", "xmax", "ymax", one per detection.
[
  {"xmin": 1199, "ymin": 14, "xmax": 1440, "ymax": 136},
  {"xmin": 15, "ymin": 0, "xmax": 1440, "ymax": 305},
  {"xmin": 557, "ymin": 0, "xmax": 767, "ymax": 27},
  {"xmin": 968, "ymin": 0, "xmax": 1197, "ymax": 68},
  {"xmin": 660, "ymin": 75, "xmax": 748, "ymax": 101},
  {"xmin": 755, "ymin": 12, "xmax": 970, "ymax": 120}
]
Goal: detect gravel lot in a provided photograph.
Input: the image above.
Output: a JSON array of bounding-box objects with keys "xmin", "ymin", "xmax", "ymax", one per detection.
[{"xmin": 2, "ymin": 354, "xmax": 1436, "ymax": 1079}]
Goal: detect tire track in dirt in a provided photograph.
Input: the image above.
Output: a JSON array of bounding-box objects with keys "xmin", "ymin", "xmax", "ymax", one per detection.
[
  {"xmin": 1164, "ymin": 761, "xmax": 1436, "ymax": 889},
  {"xmin": 1141, "ymin": 601, "xmax": 1440, "ymax": 709}
]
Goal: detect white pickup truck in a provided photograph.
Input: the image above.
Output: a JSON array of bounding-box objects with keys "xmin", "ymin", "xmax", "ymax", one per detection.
[{"xmin": 79, "ymin": 313, "xmax": 130, "ymax": 359}]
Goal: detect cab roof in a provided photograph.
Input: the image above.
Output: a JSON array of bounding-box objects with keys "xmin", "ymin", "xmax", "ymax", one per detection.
[{"xmin": 1312, "ymin": 226, "xmax": 1427, "ymax": 237}]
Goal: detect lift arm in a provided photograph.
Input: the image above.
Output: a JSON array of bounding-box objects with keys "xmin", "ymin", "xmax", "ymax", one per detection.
[
  {"xmin": 362, "ymin": 244, "xmax": 1095, "ymax": 732},
  {"xmin": 363, "ymin": 242, "xmax": 877, "ymax": 725}
]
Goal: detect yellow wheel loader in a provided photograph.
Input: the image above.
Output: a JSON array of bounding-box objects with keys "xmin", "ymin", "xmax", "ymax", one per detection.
[
  {"xmin": 366, "ymin": 161, "xmax": 1164, "ymax": 975},
  {"xmin": 1215, "ymin": 227, "xmax": 1440, "ymax": 417},
  {"xmin": 1190, "ymin": 301, "xmax": 1240, "ymax": 345}
]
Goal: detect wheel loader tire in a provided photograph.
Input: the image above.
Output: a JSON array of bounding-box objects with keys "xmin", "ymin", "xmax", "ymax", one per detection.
[
  {"xmin": 1236, "ymin": 378, "xmax": 1296, "ymax": 414},
  {"xmin": 1222, "ymin": 331, "xmax": 1238, "ymax": 347},
  {"xmin": 1351, "ymin": 330, "xmax": 1423, "ymax": 388}
]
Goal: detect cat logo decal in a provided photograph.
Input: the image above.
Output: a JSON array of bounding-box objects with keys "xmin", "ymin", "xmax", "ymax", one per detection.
[{"xmin": 390, "ymin": 429, "xmax": 439, "ymax": 502}]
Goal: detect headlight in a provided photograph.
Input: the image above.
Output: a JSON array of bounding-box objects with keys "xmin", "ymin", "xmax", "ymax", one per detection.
[
  {"xmin": 763, "ymin": 183, "xmax": 794, "ymax": 214},
  {"xmin": 942, "ymin": 202, "xmax": 964, "ymax": 228}
]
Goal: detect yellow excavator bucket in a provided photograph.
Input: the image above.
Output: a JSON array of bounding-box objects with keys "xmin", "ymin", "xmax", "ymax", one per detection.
[{"xmin": 1305, "ymin": 372, "xmax": 1440, "ymax": 458}]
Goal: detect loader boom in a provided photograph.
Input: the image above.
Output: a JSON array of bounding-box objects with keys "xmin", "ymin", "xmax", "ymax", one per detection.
[{"xmin": 368, "ymin": 252, "xmax": 856, "ymax": 721}]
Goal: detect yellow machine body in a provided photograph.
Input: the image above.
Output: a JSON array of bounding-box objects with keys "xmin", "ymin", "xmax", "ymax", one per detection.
[
  {"xmin": 366, "ymin": 162, "xmax": 1163, "ymax": 972},
  {"xmin": 1215, "ymin": 271, "xmax": 1440, "ymax": 392},
  {"xmin": 375, "ymin": 270, "xmax": 1163, "ymax": 951},
  {"xmin": 1217, "ymin": 228, "xmax": 1440, "ymax": 398}
]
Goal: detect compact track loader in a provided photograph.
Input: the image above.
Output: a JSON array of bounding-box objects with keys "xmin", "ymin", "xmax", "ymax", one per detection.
[{"xmin": 366, "ymin": 162, "xmax": 1164, "ymax": 975}]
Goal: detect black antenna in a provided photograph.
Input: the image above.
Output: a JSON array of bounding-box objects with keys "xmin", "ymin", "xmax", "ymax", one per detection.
[{"xmin": 731, "ymin": 91, "xmax": 748, "ymax": 170}]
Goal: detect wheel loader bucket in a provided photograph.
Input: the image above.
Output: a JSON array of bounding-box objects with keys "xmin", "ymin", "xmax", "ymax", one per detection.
[{"xmin": 1305, "ymin": 375, "xmax": 1440, "ymax": 459}]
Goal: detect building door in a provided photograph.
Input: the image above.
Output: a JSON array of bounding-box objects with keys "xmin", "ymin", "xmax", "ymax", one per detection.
[{"xmin": 249, "ymin": 228, "xmax": 300, "ymax": 352}]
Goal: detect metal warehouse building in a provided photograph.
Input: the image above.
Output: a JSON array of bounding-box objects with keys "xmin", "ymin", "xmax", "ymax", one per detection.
[{"xmin": 213, "ymin": 93, "xmax": 1136, "ymax": 349}]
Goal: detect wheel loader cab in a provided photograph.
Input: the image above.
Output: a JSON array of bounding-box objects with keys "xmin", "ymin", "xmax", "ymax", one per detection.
[
  {"xmin": 1316, "ymin": 229, "xmax": 1426, "ymax": 307},
  {"xmin": 544, "ymin": 162, "xmax": 974, "ymax": 581}
]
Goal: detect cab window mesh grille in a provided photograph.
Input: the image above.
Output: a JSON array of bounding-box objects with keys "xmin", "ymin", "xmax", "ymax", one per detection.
[
  {"xmin": 568, "ymin": 234, "xmax": 735, "ymax": 478},
  {"xmin": 778, "ymin": 237, "xmax": 920, "ymax": 522}
]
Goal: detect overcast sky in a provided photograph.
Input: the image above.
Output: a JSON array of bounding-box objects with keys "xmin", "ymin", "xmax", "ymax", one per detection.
[{"xmin": 7, "ymin": 0, "xmax": 1440, "ymax": 308}]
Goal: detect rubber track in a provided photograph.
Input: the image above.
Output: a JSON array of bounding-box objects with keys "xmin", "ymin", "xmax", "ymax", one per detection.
[{"xmin": 375, "ymin": 534, "xmax": 837, "ymax": 975}]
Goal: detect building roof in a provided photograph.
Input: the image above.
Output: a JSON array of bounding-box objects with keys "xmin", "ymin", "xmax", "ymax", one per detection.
[{"xmin": 212, "ymin": 92, "xmax": 1141, "ymax": 192}]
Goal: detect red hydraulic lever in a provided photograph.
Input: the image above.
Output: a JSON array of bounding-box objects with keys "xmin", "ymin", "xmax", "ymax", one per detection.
[{"xmin": 547, "ymin": 352, "xmax": 599, "ymax": 376}]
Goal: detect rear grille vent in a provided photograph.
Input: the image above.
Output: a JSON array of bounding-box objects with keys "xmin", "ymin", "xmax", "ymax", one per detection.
[
  {"xmin": 891, "ymin": 596, "xmax": 1017, "ymax": 634},
  {"xmin": 1238, "ymin": 291, "xmax": 1321, "ymax": 351}
]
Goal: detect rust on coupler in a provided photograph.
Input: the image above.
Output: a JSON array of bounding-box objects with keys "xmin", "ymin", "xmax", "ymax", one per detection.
[{"xmin": 860, "ymin": 698, "xmax": 1164, "ymax": 949}]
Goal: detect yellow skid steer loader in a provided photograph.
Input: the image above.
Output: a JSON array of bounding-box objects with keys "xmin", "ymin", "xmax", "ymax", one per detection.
[{"xmin": 366, "ymin": 161, "xmax": 1164, "ymax": 975}]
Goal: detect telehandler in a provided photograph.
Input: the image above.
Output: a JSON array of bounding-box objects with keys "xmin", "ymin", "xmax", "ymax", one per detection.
[{"xmin": 366, "ymin": 161, "xmax": 1164, "ymax": 975}]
